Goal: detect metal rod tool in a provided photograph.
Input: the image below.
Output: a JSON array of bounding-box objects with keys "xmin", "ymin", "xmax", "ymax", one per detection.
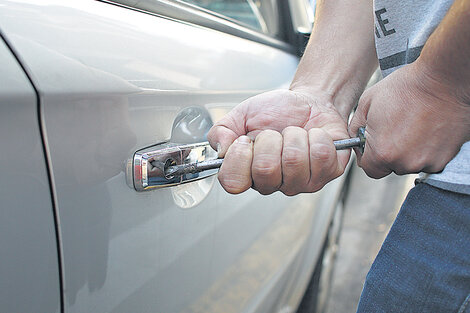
[{"xmin": 165, "ymin": 127, "xmax": 366, "ymax": 178}]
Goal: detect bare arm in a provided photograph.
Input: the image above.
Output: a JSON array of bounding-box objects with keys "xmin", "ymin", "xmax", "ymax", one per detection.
[
  {"xmin": 417, "ymin": 0, "xmax": 470, "ymax": 104},
  {"xmin": 291, "ymin": 0, "xmax": 378, "ymax": 120}
]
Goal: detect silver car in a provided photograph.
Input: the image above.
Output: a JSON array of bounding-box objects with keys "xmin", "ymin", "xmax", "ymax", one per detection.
[{"xmin": 0, "ymin": 1, "xmax": 356, "ymax": 312}]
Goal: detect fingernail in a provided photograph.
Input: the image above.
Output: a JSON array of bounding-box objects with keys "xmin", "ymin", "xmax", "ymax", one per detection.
[{"xmin": 236, "ymin": 135, "xmax": 251, "ymax": 144}]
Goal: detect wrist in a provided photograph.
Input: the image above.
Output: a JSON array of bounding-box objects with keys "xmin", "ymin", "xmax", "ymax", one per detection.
[
  {"xmin": 412, "ymin": 58, "xmax": 470, "ymax": 106},
  {"xmin": 289, "ymin": 78, "xmax": 365, "ymax": 122},
  {"xmin": 289, "ymin": 49, "xmax": 378, "ymax": 122},
  {"xmin": 414, "ymin": 0, "xmax": 470, "ymax": 106},
  {"xmin": 404, "ymin": 61, "xmax": 470, "ymax": 142},
  {"xmin": 415, "ymin": 57, "xmax": 470, "ymax": 106}
]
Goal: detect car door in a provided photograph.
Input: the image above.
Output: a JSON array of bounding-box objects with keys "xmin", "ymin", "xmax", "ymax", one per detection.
[
  {"xmin": 0, "ymin": 34, "xmax": 60, "ymax": 312},
  {"xmin": 0, "ymin": 0, "xmax": 346, "ymax": 312}
]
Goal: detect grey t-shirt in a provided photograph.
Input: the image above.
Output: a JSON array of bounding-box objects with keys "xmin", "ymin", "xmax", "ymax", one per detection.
[{"xmin": 373, "ymin": 0, "xmax": 470, "ymax": 195}]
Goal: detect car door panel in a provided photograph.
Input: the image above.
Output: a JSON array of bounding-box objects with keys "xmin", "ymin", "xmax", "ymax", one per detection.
[
  {"xmin": 0, "ymin": 35, "xmax": 60, "ymax": 313},
  {"xmin": 0, "ymin": 1, "xmax": 341, "ymax": 312}
]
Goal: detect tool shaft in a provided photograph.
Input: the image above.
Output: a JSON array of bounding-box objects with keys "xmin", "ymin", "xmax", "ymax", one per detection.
[
  {"xmin": 165, "ymin": 159, "xmax": 222, "ymax": 177},
  {"xmin": 332, "ymin": 137, "xmax": 362, "ymax": 150},
  {"xmin": 165, "ymin": 127, "xmax": 366, "ymax": 178}
]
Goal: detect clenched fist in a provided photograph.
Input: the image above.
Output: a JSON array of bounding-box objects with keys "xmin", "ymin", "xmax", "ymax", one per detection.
[{"xmin": 349, "ymin": 62, "xmax": 470, "ymax": 178}]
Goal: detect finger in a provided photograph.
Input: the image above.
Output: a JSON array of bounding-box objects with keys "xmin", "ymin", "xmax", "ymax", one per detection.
[
  {"xmin": 217, "ymin": 135, "xmax": 253, "ymax": 194},
  {"xmin": 207, "ymin": 125, "xmax": 238, "ymax": 157},
  {"xmin": 279, "ymin": 127, "xmax": 310, "ymax": 196},
  {"xmin": 208, "ymin": 108, "xmax": 247, "ymax": 157},
  {"xmin": 349, "ymin": 89, "xmax": 372, "ymax": 163},
  {"xmin": 308, "ymin": 128, "xmax": 343, "ymax": 192},
  {"xmin": 321, "ymin": 126, "xmax": 351, "ymax": 174},
  {"xmin": 359, "ymin": 138, "xmax": 393, "ymax": 179},
  {"xmin": 251, "ymin": 130, "xmax": 283, "ymax": 195},
  {"xmin": 349, "ymin": 89, "xmax": 372, "ymax": 137}
]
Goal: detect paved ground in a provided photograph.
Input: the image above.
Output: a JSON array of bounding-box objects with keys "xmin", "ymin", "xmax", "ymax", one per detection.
[{"xmin": 325, "ymin": 167, "xmax": 416, "ymax": 313}]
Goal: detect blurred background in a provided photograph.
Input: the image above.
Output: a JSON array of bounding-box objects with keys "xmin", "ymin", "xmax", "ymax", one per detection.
[{"xmin": 325, "ymin": 168, "xmax": 416, "ymax": 313}]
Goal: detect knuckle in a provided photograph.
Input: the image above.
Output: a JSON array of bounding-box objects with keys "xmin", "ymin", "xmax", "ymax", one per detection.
[
  {"xmin": 282, "ymin": 148, "xmax": 305, "ymax": 167},
  {"xmin": 229, "ymin": 143, "xmax": 251, "ymax": 159},
  {"xmin": 282, "ymin": 126, "xmax": 302, "ymax": 135},
  {"xmin": 207, "ymin": 124, "xmax": 221, "ymax": 135},
  {"xmin": 206, "ymin": 127, "xmax": 216, "ymax": 140},
  {"xmin": 259, "ymin": 129, "xmax": 281, "ymax": 138},
  {"xmin": 252, "ymin": 159, "xmax": 280, "ymax": 178},
  {"xmin": 349, "ymin": 120, "xmax": 363, "ymax": 137},
  {"xmin": 310, "ymin": 143, "xmax": 333, "ymax": 162}
]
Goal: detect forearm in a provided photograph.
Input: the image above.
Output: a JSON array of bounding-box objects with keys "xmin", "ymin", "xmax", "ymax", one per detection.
[
  {"xmin": 290, "ymin": 0, "xmax": 378, "ymax": 120},
  {"xmin": 415, "ymin": 0, "xmax": 470, "ymax": 105}
]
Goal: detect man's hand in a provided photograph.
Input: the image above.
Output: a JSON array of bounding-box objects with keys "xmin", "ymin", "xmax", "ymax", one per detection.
[
  {"xmin": 207, "ymin": 89, "xmax": 351, "ymax": 195},
  {"xmin": 350, "ymin": 0, "xmax": 470, "ymax": 179},
  {"xmin": 207, "ymin": 0, "xmax": 376, "ymax": 196},
  {"xmin": 349, "ymin": 62, "xmax": 470, "ymax": 179}
]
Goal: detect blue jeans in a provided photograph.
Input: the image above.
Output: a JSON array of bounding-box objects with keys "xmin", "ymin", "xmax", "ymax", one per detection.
[{"xmin": 357, "ymin": 183, "xmax": 470, "ymax": 313}]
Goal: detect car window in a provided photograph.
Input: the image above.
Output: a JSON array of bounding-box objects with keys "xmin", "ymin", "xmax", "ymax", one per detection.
[
  {"xmin": 107, "ymin": 0, "xmax": 290, "ymax": 51},
  {"xmin": 179, "ymin": 0, "xmax": 263, "ymax": 31},
  {"xmin": 177, "ymin": 0, "xmax": 280, "ymax": 37}
]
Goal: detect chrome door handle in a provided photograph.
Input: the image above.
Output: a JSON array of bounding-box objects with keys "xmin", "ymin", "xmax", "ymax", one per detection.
[{"xmin": 130, "ymin": 141, "xmax": 218, "ymax": 191}]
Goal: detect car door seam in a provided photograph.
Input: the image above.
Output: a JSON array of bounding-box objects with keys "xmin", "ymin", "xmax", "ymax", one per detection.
[{"xmin": 0, "ymin": 29, "xmax": 66, "ymax": 313}]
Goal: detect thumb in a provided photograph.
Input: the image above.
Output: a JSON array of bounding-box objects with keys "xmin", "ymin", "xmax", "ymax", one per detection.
[
  {"xmin": 349, "ymin": 94, "xmax": 371, "ymax": 137},
  {"xmin": 207, "ymin": 107, "xmax": 247, "ymax": 157},
  {"xmin": 207, "ymin": 124, "xmax": 239, "ymax": 157},
  {"xmin": 348, "ymin": 91, "xmax": 371, "ymax": 162}
]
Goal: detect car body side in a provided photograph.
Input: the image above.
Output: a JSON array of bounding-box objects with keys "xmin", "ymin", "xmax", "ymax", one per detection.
[{"xmin": 0, "ymin": 1, "xmax": 349, "ymax": 312}]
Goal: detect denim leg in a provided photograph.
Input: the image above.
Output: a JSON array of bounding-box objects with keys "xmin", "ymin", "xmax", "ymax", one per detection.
[{"xmin": 356, "ymin": 183, "xmax": 470, "ymax": 313}]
